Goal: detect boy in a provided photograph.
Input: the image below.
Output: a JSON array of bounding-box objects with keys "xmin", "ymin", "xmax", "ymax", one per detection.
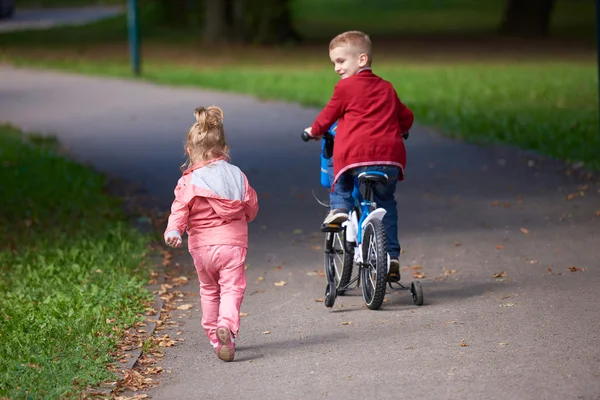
[{"xmin": 305, "ymin": 30, "xmax": 414, "ymax": 281}]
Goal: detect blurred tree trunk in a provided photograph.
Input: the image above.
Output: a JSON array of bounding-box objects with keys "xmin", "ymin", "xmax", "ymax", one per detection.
[
  {"xmin": 500, "ymin": 0, "xmax": 555, "ymax": 37},
  {"xmin": 248, "ymin": 0, "xmax": 301, "ymax": 45},
  {"xmin": 202, "ymin": 0, "xmax": 301, "ymax": 45},
  {"xmin": 203, "ymin": 0, "xmax": 228, "ymax": 42}
]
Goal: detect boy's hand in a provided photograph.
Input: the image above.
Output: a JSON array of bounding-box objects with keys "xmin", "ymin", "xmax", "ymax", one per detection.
[
  {"xmin": 304, "ymin": 127, "xmax": 320, "ymax": 140},
  {"xmin": 165, "ymin": 230, "xmax": 182, "ymax": 248}
]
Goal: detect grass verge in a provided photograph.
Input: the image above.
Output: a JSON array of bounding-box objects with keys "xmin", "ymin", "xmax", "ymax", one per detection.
[{"xmin": 0, "ymin": 124, "xmax": 153, "ymax": 399}]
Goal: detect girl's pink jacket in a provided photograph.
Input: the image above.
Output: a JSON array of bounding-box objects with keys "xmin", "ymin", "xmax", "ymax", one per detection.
[{"xmin": 164, "ymin": 157, "xmax": 259, "ymax": 249}]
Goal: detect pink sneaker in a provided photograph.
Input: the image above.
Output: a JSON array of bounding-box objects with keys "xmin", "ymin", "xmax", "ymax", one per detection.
[{"xmin": 215, "ymin": 326, "xmax": 235, "ymax": 362}]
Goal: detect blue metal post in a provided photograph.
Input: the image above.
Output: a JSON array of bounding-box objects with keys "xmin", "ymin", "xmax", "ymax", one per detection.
[{"xmin": 127, "ymin": 0, "xmax": 140, "ymax": 76}]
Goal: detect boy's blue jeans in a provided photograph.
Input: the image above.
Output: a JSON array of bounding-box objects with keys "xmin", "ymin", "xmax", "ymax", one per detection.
[{"xmin": 327, "ymin": 158, "xmax": 401, "ymax": 258}]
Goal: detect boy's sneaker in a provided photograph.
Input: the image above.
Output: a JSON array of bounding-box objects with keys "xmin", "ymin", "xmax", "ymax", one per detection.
[
  {"xmin": 323, "ymin": 208, "xmax": 348, "ymax": 225},
  {"xmin": 215, "ymin": 326, "xmax": 235, "ymax": 362},
  {"xmin": 388, "ymin": 258, "xmax": 400, "ymax": 283}
]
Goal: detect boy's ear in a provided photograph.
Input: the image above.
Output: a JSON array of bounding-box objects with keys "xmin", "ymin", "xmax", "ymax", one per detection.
[{"xmin": 358, "ymin": 53, "xmax": 369, "ymax": 67}]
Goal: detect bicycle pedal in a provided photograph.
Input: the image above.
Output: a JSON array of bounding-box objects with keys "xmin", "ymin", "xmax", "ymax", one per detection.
[{"xmin": 321, "ymin": 223, "xmax": 342, "ymax": 232}]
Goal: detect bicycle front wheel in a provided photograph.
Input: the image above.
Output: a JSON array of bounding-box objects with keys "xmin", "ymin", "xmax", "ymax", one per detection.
[{"xmin": 361, "ymin": 218, "xmax": 388, "ymax": 310}]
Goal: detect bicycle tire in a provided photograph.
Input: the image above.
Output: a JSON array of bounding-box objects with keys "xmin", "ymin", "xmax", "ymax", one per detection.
[
  {"xmin": 361, "ymin": 218, "xmax": 388, "ymax": 310},
  {"xmin": 330, "ymin": 229, "xmax": 354, "ymax": 295}
]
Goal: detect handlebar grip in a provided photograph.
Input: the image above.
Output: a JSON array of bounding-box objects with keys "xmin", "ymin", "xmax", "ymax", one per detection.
[{"xmin": 301, "ymin": 130, "xmax": 312, "ymax": 142}]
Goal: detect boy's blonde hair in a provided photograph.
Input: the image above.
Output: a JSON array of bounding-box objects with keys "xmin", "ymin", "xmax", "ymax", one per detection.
[
  {"xmin": 182, "ymin": 105, "xmax": 229, "ymax": 170},
  {"xmin": 329, "ymin": 30, "xmax": 372, "ymax": 66}
]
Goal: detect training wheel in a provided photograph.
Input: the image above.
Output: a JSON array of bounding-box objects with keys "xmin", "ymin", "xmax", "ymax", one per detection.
[
  {"xmin": 410, "ymin": 281, "xmax": 423, "ymax": 306},
  {"xmin": 324, "ymin": 283, "xmax": 336, "ymax": 308}
]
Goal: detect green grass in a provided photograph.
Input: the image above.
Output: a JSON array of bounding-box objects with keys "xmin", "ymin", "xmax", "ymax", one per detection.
[
  {"xmin": 292, "ymin": 0, "xmax": 595, "ymax": 38},
  {"xmin": 3, "ymin": 55, "xmax": 597, "ymax": 169},
  {"xmin": 0, "ymin": 125, "xmax": 153, "ymax": 399}
]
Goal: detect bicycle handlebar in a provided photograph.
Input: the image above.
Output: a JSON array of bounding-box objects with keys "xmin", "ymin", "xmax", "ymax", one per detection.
[{"xmin": 301, "ymin": 129, "xmax": 312, "ymax": 142}]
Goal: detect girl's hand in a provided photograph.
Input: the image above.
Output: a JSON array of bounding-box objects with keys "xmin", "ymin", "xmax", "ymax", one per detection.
[{"xmin": 165, "ymin": 230, "xmax": 182, "ymax": 248}]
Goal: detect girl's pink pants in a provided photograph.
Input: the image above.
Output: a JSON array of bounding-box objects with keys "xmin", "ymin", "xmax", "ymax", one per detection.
[{"xmin": 189, "ymin": 245, "xmax": 247, "ymax": 343}]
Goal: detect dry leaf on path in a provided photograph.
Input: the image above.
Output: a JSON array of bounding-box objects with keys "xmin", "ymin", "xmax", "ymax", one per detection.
[
  {"xmin": 341, "ymin": 322, "xmax": 352, "ymax": 325},
  {"xmin": 568, "ymin": 266, "xmax": 585, "ymax": 272},
  {"xmin": 176, "ymin": 304, "xmax": 193, "ymax": 311},
  {"xmin": 274, "ymin": 281, "xmax": 287, "ymax": 286},
  {"xmin": 263, "ymin": 330, "xmax": 271, "ymax": 334},
  {"xmin": 493, "ymin": 271, "xmax": 507, "ymax": 279},
  {"xmin": 454, "ymin": 241, "xmax": 462, "ymax": 246},
  {"xmin": 413, "ymin": 272, "xmax": 425, "ymax": 279},
  {"xmin": 520, "ymin": 228, "xmax": 529, "ymax": 234},
  {"xmin": 459, "ymin": 339, "xmax": 468, "ymax": 347},
  {"xmin": 312, "ymin": 245, "xmax": 322, "ymax": 250},
  {"xmin": 500, "ymin": 303, "xmax": 515, "ymax": 307},
  {"xmin": 498, "ymin": 342, "xmax": 509, "ymax": 346},
  {"xmin": 596, "ymin": 211, "xmax": 600, "ymax": 217},
  {"xmin": 495, "ymin": 245, "xmax": 505, "ymax": 250},
  {"xmin": 240, "ymin": 312, "xmax": 249, "ymax": 317},
  {"xmin": 171, "ymin": 276, "xmax": 188, "ymax": 285},
  {"xmin": 315, "ymin": 298, "xmax": 324, "ymax": 303},
  {"xmin": 274, "ymin": 265, "xmax": 283, "ymax": 270}
]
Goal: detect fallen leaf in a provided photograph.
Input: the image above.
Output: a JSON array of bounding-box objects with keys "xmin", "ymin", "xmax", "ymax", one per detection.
[
  {"xmin": 274, "ymin": 280, "xmax": 287, "ymax": 286},
  {"xmin": 171, "ymin": 276, "xmax": 188, "ymax": 286},
  {"xmin": 444, "ymin": 321, "xmax": 458, "ymax": 324},
  {"xmin": 520, "ymin": 228, "xmax": 529, "ymax": 234},
  {"xmin": 263, "ymin": 330, "xmax": 271, "ymax": 334},
  {"xmin": 493, "ymin": 271, "xmax": 507, "ymax": 278},
  {"xmin": 255, "ymin": 276, "xmax": 264, "ymax": 283},
  {"xmin": 341, "ymin": 322, "xmax": 352, "ymax": 325},
  {"xmin": 568, "ymin": 266, "xmax": 585, "ymax": 272},
  {"xmin": 274, "ymin": 265, "xmax": 283, "ymax": 270},
  {"xmin": 498, "ymin": 342, "xmax": 509, "ymax": 346},
  {"xmin": 500, "ymin": 303, "xmax": 515, "ymax": 307},
  {"xmin": 410, "ymin": 265, "xmax": 422, "ymax": 270},
  {"xmin": 244, "ymin": 265, "xmax": 249, "ymax": 270},
  {"xmin": 315, "ymin": 298, "xmax": 324, "ymax": 303},
  {"xmin": 307, "ymin": 271, "xmax": 318, "ymax": 276},
  {"xmin": 240, "ymin": 312, "xmax": 249, "ymax": 317},
  {"xmin": 443, "ymin": 268, "xmax": 457, "ymax": 276},
  {"xmin": 312, "ymin": 245, "xmax": 322, "ymax": 250},
  {"xmin": 413, "ymin": 272, "xmax": 425, "ymax": 279},
  {"xmin": 454, "ymin": 241, "xmax": 462, "ymax": 246},
  {"xmin": 529, "ymin": 260, "xmax": 539, "ymax": 264},
  {"xmin": 495, "ymin": 245, "xmax": 505, "ymax": 250},
  {"xmin": 596, "ymin": 211, "xmax": 600, "ymax": 217},
  {"xmin": 176, "ymin": 304, "xmax": 193, "ymax": 310},
  {"xmin": 459, "ymin": 339, "xmax": 468, "ymax": 347},
  {"xmin": 566, "ymin": 192, "xmax": 580, "ymax": 201}
]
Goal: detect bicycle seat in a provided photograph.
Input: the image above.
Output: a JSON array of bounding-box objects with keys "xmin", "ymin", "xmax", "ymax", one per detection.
[{"xmin": 357, "ymin": 171, "xmax": 388, "ymax": 186}]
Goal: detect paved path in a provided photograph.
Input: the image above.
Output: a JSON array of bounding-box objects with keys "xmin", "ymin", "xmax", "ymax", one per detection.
[
  {"xmin": 0, "ymin": 6, "xmax": 123, "ymax": 33},
  {"xmin": 1, "ymin": 65, "xmax": 599, "ymax": 400}
]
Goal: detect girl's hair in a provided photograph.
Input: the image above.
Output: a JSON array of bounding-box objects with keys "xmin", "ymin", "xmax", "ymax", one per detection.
[{"xmin": 182, "ymin": 105, "xmax": 230, "ymax": 170}]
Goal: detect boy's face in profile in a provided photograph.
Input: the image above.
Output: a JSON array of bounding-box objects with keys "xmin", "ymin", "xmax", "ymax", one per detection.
[{"xmin": 329, "ymin": 45, "xmax": 369, "ymax": 79}]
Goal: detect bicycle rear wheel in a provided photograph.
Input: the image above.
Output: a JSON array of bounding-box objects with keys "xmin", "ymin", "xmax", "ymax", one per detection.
[{"xmin": 361, "ymin": 218, "xmax": 388, "ymax": 310}]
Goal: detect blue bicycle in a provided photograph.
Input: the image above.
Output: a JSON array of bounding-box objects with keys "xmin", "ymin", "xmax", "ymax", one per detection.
[{"xmin": 302, "ymin": 122, "xmax": 423, "ymax": 310}]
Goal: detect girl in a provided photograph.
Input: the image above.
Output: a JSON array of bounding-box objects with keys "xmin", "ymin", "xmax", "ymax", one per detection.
[{"xmin": 164, "ymin": 105, "xmax": 259, "ymax": 362}]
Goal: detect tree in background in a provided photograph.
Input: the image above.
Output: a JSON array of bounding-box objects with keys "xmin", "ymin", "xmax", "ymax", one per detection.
[{"xmin": 500, "ymin": 0, "xmax": 555, "ymax": 37}]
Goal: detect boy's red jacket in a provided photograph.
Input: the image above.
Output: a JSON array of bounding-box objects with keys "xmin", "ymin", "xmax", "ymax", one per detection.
[{"xmin": 311, "ymin": 69, "xmax": 414, "ymax": 183}]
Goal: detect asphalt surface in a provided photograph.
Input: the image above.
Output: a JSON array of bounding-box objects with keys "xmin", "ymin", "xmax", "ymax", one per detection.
[
  {"xmin": 0, "ymin": 6, "xmax": 123, "ymax": 33},
  {"xmin": 1, "ymin": 65, "xmax": 599, "ymax": 400}
]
